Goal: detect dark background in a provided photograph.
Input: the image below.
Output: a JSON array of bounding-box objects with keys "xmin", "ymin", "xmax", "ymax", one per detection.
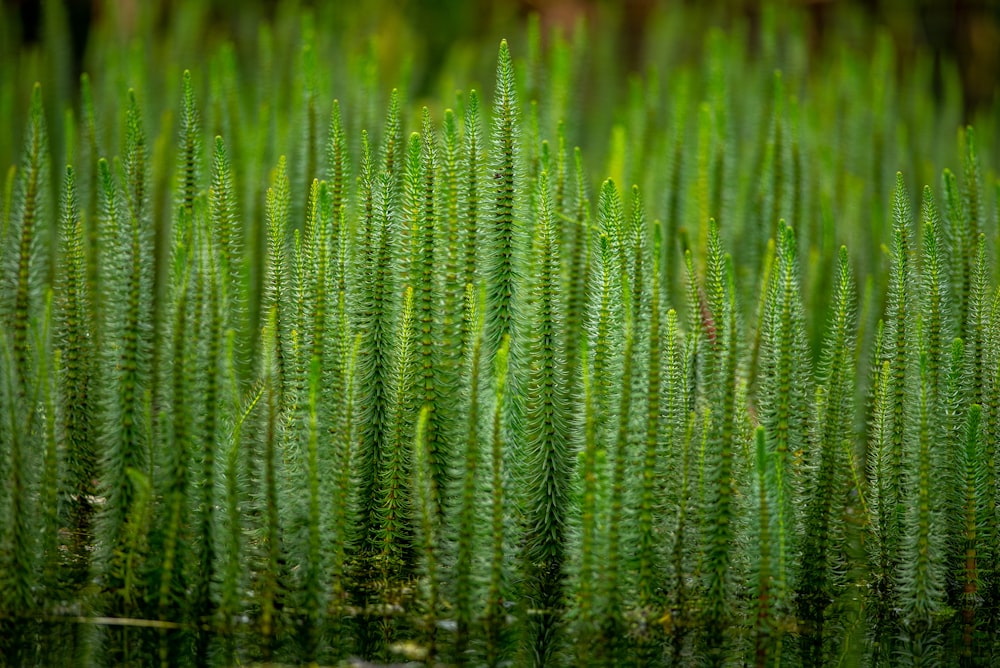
[{"xmin": 4, "ymin": 0, "xmax": 999, "ymax": 119}]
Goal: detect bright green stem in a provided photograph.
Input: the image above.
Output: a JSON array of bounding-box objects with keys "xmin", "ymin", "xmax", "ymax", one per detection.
[
  {"xmin": 455, "ymin": 305, "xmax": 484, "ymax": 658},
  {"xmin": 485, "ymin": 336, "xmax": 509, "ymax": 667}
]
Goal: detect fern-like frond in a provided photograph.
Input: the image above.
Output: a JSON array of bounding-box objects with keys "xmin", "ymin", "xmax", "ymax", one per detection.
[
  {"xmin": 380, "ymin": 285, "xmax": 416, "ymax": 577},
  {"xmin": 454, "ymin": 290, "xmax": 485, "ymax": 659},
  {"xmin": 485, "ymin": 335, "xmax": 510, "ymax": 667},
  {"xmin": 797, "ymin": 245, "xmax": 856, "ymax": 663},
  {"xmin": 4, "ymin": 83, "xmax": 50, "ymax": 392},
  {"xmin": 484, "ymin": 39, "xmax": 520, "ymax": 361},
  {"xmin": 520, "ymin": 168, "xmax": 571, "ymax": 666},
  {"xmin": 757, "ymin": 222, "xmax": 811, "ymax": 607},
  {"xmin": 460, "ymin": 90, "xmax": 483, "ymax": 359},
  {"xmin": 702, "ymin": 249, "xmax": 740, "ymax": 663},
  {"xmin": 175, "ymin": 70, "xmax": 202, "ymax": 228}
]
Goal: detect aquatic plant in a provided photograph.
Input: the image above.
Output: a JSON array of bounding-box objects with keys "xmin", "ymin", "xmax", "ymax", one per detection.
[{"xmin": 0, "ymin": 1, "xmax": 997, "ymax": 665}]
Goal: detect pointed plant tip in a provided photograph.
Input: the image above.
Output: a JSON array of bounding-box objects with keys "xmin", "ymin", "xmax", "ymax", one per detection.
[
  {"xmin": 30, "ymin": 83, "xmax": 43, "ymax": 109},
  {"xmin": 783, "ymin": 224, "xmax": 797, "ymax": 248}
]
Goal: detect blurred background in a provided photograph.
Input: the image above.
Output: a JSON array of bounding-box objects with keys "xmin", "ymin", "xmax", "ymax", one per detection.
[{"xmin": 3, "ymin": 0, "xmax": 999, "ymax": 120}]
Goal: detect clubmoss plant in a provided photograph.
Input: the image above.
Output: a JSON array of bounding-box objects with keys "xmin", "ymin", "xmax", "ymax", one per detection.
[
  {"xmin": 0, "ymin": 6, "xmax": 998, "ymax": 665},
  {"xmin": 519, "ymin": 168, "xmax": 572, "ymax": 665},
  {"xmin": 484, "ymin": 40, "xmax": 519, "ymax": 363},
  {"xmin": 797, "ymin": 245, "xmax": 857, "ymax": 665}
]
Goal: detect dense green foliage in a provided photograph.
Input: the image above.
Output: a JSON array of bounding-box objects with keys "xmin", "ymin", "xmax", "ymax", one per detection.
[{"xmin": 1, "ymin": 1, "xmax": 999, "ymax": 666}]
